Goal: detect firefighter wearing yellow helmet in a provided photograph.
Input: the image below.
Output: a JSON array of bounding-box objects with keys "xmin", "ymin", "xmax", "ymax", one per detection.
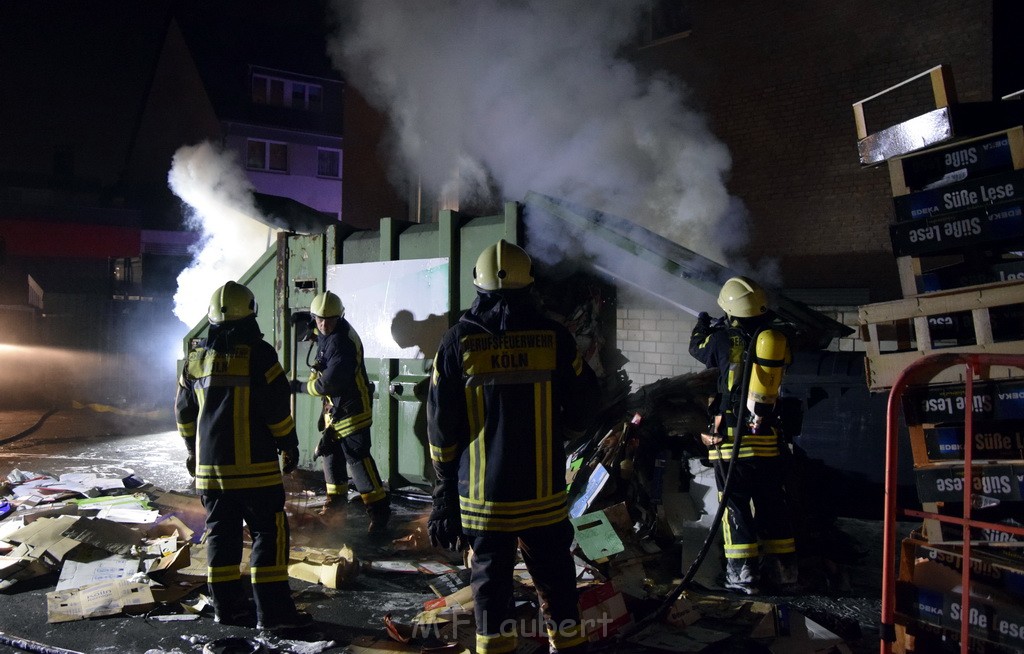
[
  {"xmin": 688, "ymin": 276, "xmax": 797, "ymax": 596},
  {"xmin": 427, "ymin": 240, "xmax": 596, "ymax": 654},
  {"xmin": 175, "ymin": 281, "xmax": 311, "ymax": 629},
  {"xmin": 293, "ymin": 290, "xmax": 390, "ymax": 535}
]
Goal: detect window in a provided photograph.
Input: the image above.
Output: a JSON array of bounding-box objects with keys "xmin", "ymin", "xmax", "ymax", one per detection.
[
  {"xmin": 252, "ymin": 73, "xmax": 323, "ymax": 111},
  {"xmin": 247, "ymin": 139, "xmax": 288, "ymax": 172},
  {"xmin": 317, "ymin": 148, "xmax": 341, "ymax": 178}
]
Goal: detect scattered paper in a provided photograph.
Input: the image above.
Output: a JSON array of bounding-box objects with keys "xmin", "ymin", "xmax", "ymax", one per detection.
[{"xmin": 570, "ymin": 512, "xmax": 624, "ymax": 560}]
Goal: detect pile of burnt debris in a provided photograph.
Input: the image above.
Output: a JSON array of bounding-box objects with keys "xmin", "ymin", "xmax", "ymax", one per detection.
[{"xmin": 0, "ymin": 371, "xmax": 880, "ymax": 653}]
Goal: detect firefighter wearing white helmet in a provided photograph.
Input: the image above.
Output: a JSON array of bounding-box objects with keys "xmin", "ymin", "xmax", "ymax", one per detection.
[
  {"xmin": 427, "ymin": 239, "xmax": 595, "ymax": 654},
  {"xmin": 688, "ymin": 276, "xmax": 798, "ymax": 596},
  {"xmin": 472, "ymin": 238, "xmax": 535, "ymax": 290},
  {"xmin": 293, "ymin": 290, "xmax": 390, "ymax": 535},
  {"xmin": 176, "ymin": 281, "xmax": 310, "ymax": 629}
]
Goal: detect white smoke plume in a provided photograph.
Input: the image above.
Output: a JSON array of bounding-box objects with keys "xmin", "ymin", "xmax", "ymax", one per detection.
[
  {"xmin": 168, "ymin": 141, "xmax": 279, "ymax": 327},
  {"xmin": 327, "ymin": 0, "xmax": 752, "ymax": 272}
]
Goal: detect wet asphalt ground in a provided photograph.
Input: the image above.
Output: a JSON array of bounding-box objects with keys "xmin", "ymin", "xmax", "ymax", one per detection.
[{"xmin": 0, "ymin": 406, "xmax": 892, "ymax": 653}]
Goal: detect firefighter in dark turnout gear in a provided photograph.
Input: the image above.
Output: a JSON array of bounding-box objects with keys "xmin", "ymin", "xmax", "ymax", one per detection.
[
  {"xmin": 174, "ymin": 281, "xmax": 311, "ymax": 630},
  {"xmin": 427, "ymin": 240, "xmax": 596, "ymax": 654},
  {"xmin": 296, "ymin": 290, "xmax": 390, "ymax": 534},
  {"xmin": 688, "ymin": 276, "xmax": 797, "ymax": 595}
]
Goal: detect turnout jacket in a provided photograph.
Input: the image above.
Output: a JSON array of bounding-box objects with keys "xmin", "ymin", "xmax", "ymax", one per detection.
[
  {"xmin": 427, "ymin": 289, "xmax": 595, "ymax": 534},
  {"xmin": 175, "ymin": 316, "xmax": 298, "ymax": 492},
  {"xmin": 307, "ymin": 318, "xmax": 373, "ymax": 438},
  {"xmin": 688, "ymin": 316, "xmax": 792, "ymax": 461}
]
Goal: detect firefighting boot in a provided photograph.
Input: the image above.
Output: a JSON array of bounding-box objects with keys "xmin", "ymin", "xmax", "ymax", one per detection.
[
  {"xmin": 366, "ymin": 498, "xmax": 391, "ymax": 536},
  {"xmin": 317, "ymin": 494, "xmax": 344, "ymax": 517},
  {"xmin": 724, "ymin": 558, "xmax": 761, "ymax": 595},
  {"xmin": 210, "ymin": 580, "xmax": 255, "ymax": 627},
  {"xmin": 762, "ymin": 553, "xmax": 800, "ymax": 594}
]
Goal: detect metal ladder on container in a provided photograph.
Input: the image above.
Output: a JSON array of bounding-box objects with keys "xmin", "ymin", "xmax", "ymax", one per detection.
[{"xmin": 879, "ymin": 352, "xmax": 1024, "ymax": 653}]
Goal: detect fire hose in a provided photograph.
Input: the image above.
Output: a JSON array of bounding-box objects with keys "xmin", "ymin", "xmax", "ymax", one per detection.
[
  {"xmin": 0, "ymin": 407, "xmax": 58, "ymax": 447},
  {"xmin": 615, "ymin": 327, "xmax": 763, "ymax": 643},
  {"xmin": 0, "ymin": 631, "xmax": 84, "ymax": 654}
]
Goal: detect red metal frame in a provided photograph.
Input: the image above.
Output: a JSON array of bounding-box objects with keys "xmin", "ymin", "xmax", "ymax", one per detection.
[{"xmin": 880, "ymin": 352, "xmax": 1024, "ymax": 653}]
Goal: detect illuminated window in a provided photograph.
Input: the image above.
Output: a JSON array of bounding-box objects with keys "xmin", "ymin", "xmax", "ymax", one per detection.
[
  {"xmin": 247, "ymin": 139, "xmax": 288, "ymax": 172},
  {"xmin": 253, "ymin": 74, "xmax": 322, "ymax": 111},
  {"xmin": 317, "ymin": 148, "xmax": 340, "ymax": 178}
]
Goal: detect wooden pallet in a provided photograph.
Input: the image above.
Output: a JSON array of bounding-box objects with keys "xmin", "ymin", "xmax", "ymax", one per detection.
[
  {"xmin": 858, "ymin": 280, "xmax": 1024, "ymax": 391},
  {"xmin": 897, "ymin": 251, "xmax": 1024, "ymax": 297},
  {"xmin": 853, "ymin": 64, "xmax": 1024, "ymax": 167},
  {"xmin": 888, "ymin": 126, "xmax": 1024, "ymax": 197}
]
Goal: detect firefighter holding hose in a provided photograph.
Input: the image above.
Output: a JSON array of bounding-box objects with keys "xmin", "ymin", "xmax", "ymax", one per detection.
[
  {"xmin": 293, "ymin": 290, "xmax": 391, "ymax": 535},
  {"xmin": 688, "ymin": 276, "xmax": 798, "ymax": 595}
]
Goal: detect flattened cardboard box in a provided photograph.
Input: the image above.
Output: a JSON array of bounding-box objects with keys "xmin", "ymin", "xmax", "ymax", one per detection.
[{"xmin": 46, "ymin": 579, "xmax": 156, "ymax": 623}]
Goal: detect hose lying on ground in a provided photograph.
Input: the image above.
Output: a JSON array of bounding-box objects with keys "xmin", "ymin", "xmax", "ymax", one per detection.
[
  {"xmin": 0, "ymin": 407, "xmax": 58, "ymax": 447},
  {"xmin": 0, "ymin": 630, "xmax": 84, "ymax": 654}
]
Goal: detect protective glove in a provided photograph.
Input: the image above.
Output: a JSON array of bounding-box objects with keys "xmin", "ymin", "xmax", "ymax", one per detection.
[
  {"xmin": 281, "ymin": 447, "xmax": 300, "ymax": 474},
  {"xmin": 697, "ymin": 311, "xmax": 711, "ymax": 329},
  {"xmin": 289, "ymin": 379, "xmax": 305, "ymax": 394},
  {"xmin": 185, "ymin": 452, "xmax": 196, "ymax": 477},
  {"xmin": 313, "ymin": 433, "xmax": 340, "ymax": 460},
  {"xmin": 305, "ymin": 369, "xmax": 322, "ymax": 395},
  {"xmin": 427, "ymin": 480, "xmax": 469, "ymax": 551}
]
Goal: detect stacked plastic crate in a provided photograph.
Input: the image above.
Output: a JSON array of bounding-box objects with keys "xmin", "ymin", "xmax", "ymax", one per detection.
[{"xmin": 853, "ymin": 65, "xmax": 1024, "ymax": 652}]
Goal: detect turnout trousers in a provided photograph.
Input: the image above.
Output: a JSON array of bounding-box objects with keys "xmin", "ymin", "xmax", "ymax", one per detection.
[
  {"xmin": 470, "ymin": 519, "xmax": 587, "ymax": 654},
  {"xmin": 200, "ymin": 485, "xmax": 296, "ymax": 622},
  {"xmin": 322, "ymin": 426, "xmax": 387, "ymax": 504},
  {"xmin": 713, "ymin": 455, "xmax": 797, "ymax": 578}
]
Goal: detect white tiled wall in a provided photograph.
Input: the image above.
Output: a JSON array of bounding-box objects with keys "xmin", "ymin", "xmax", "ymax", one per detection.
[
  {"xmin": 614, "ymin": 300, "xmax": 864, "ymax": 390},
  {"xmin": 615, "ymin": 303, "xmax": 704, "ymax": 390}
]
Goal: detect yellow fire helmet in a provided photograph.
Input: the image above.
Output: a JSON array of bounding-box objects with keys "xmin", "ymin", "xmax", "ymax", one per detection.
[
  {"xmin": 473, "ymin": 239, "xmax": 535, "ymax": 291},
  {"xmin": 310, "ymin": 290, "xmax": 345, "ymax": 319},
  {"xmin": 208, "ymin": 281, "xmax": 257, "ymax": 324},
  {"xmin": 717, "ymin": 276, "xmax": 768, "ymax": 319}
]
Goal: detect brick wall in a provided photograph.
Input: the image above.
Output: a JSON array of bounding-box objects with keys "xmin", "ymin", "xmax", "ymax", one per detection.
[
  {"xmin": 616, "ymin": 298, "xmax": 865, "ymax": 390},
  {"xmin": 636, "ymin": 0, "xmax": 993, "ymax": 304},
  {"xmin": 616, "ymin": 300, "xmax": 703, "ymax": 389}
]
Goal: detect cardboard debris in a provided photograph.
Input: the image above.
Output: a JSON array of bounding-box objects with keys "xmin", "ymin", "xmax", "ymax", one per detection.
[
  {"xmin": 75, "ymin": 493, "xmax": 160, "ymax": 524},
  {"xmin": 569, "ymin": 463, "xmax": 611, "ymax": 518},
  {"xmin": 145, "ymin": 514, "xmax": 195, "ymax": 542},
  {"xmin": 59, "ymin": 517, "xmax": 144, "ymax": 555},
  {"xmin": 368, "ymin": 560, "xmax": 459, "ymax": 575},
  {"xmin": 0, "ymin": 546, "xmax": 52, "ymax": 590},
  {"xmin": 626, "ymin": 622, "xmax": 730, "ymax": 652},
  {"xmin": 55, "ymin": 551, "xmax": 139, "ymax": 591},
  {"xmin": 664, "ymin": 596, "xmax": 702, "ymax": 628},
  {"xmin": 147, "ymin": 490, "xmax": 207, "ymax": 542},
  {"xmin": 427, "ymin": 567, "xmax": 472, "ymax": 598},
  {"xmin": 46, "ymin": 578, "xmax": 155, "ymax": 623},
  {"xmin": 288, "ymin": 544, "xmax": 360, "ymax": 588},
  {"xmin": 0, "ymin": 459, "xmax": 874, "ymax": 652},
  {"xmin": 570, "ymin": 511, "xmax": 625, "ymax": 561},
  {"xmin": 579, "ymin": 581, "xmax": 631, "ymax": 640}
]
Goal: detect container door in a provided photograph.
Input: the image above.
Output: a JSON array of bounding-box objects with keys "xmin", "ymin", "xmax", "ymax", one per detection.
[{"xmin": 326, "ymin": 257, "xmax": 450, "ymax": 485}]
